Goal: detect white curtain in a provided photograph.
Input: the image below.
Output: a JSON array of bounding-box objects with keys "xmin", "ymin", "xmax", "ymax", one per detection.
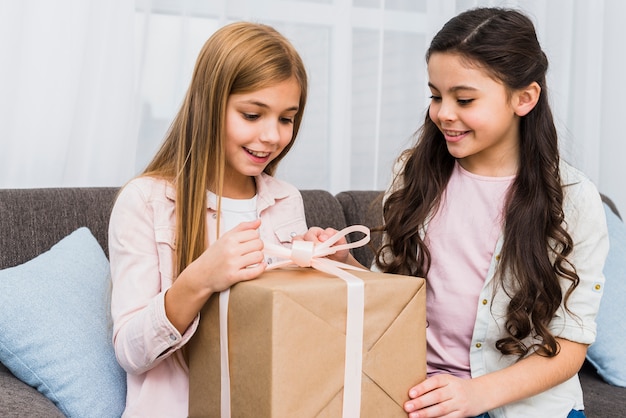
[
  {"xmin": 2, "ymin": 0, "xmax": 625, "ymax": 216},
  {"xmin": 0, "ymin": 0, "xmax": 137, "ymax": 187}
]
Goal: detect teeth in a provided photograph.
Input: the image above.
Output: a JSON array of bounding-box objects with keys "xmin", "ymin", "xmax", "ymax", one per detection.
[
  {"xmin": 445, "ymin": 130, "xmax": 465, "ymax": 137},
  {"xmin": 247, "ymin": 149, "xmax": 270, "ymax": 158}
]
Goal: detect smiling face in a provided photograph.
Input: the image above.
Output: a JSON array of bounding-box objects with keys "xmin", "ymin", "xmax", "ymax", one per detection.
[
  {"xmin": 427, "ymin": 52, "xmax": 522, "ymax": 176},
  {"xmin": 223, "ymin": 77, "xmax": 301, "ymax": 198}
]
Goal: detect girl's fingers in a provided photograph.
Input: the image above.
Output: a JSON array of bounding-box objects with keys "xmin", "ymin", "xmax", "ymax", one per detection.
[
  {"xmin": 236, "ymin": 237, "xmax": 264, "ymax": 254},
  {"xmin": 302, "ymin": 227, "xmax": 324, "ymax": 243},
  {"xmin": 237, "ymin": 261, "xmax": 267, "ymax": 281},
  {"xmin": 227, "ymin": 229, "xmax": 261, "ymax": 244},
  {"xmin": 238, "ymin": 249, "xmax": 265, "ymax": 268}
]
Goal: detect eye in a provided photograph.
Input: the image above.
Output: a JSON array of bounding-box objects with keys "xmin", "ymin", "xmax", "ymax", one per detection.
[
  {"xmin": 242, "ymin": 113, "xmax": 259, "ymax": 121},
  {"xmin": 457, "ymin": 99, "xmax": 474, "ymax": 105},
  {"xmin": 429, "ymin": 95, "xmax": 441, "ymax": 102},
  {"xmin": 279, "ymin": 116, "xmax": 294, "ymax": 124}
]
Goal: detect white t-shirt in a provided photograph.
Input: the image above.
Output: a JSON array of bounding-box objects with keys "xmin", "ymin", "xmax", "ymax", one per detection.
[{"xmin": 207, "ymin": 192, "xmax": 258, "ymax": 234}]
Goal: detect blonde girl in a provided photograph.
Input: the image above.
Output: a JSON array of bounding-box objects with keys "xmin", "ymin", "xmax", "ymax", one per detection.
[{"xmin": 108, "ymin": 22, "xmax": 308, "ymax": 417}]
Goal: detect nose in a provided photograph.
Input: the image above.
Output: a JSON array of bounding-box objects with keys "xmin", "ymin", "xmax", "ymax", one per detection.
[
  {"xmin": 435, "ymin": 99, "xmax": 456, "ymax": 122},
  {"xmin": 260, "ymin": 119, "xmax": 281, "ymax": 144}
]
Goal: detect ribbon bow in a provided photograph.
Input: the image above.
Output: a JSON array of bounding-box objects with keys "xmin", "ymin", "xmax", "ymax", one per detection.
[
  {"xmin": 219, "ymin": 225, "xmax": 371, "ymax": 418},
  {"xmin": 264, "ymin": 224, "xmax": 371, "ymax": 272}
]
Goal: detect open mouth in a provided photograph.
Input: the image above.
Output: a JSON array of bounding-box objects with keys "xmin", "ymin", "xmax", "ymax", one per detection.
[
  {"xmin": 245, "ymin": 148, "xmax": 271, "ymax": 158},
  {"xmin": 442, "ymin": 129, "xmax": 470, "ymax": 143},
  {"xmin": 443, "ymin": 130, "xmax": 468, "ymax": 137}
]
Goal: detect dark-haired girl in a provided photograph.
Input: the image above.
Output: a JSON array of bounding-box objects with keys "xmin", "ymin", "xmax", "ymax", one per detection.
[{"xmin": 378, "ymin": 7, "xmax": 607, "ymax": 418}]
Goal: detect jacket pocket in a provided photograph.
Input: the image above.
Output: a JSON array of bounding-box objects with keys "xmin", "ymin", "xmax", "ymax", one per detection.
[
  {"xmin": 273, "ymin": 220, "xmax": 308, "ymax": 245},
  {"xmin": 154, "ymin": 227, "xmax": 176, "ymax": 283}
]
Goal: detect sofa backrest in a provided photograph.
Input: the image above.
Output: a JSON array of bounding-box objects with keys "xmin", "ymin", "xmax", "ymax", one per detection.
[
  {"xmin": 0, "ymin": 188, "xmax": 356, "ymax": 270},
  {"xmin": 0, "ymin": 188, "xmax": 119, "ymax": 269},
  {"xmin": 1, "ymin": 187, "xmax": 617, "ymax": 271}
]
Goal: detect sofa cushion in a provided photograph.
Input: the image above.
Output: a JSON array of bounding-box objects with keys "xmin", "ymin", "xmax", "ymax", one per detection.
[
  {"xmin": 0, "ymin": 363, "xmax": 64, "ymax": 417},
  {"xmin": 0, "ymin": 227, "xmax": 126, "ymax": 417},
  {"xmin": 586, "ymin": 203, "xmax": 626, "ymax": 387}
]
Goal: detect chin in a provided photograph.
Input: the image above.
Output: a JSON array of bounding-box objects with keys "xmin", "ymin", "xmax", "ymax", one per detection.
[
  {"xmin": 445, "ymin": 146, "xmax": 467, "ymax": 160},
  {"xmin": 243, "ymin": 168, "xmax": 267, "ymax": 177}
]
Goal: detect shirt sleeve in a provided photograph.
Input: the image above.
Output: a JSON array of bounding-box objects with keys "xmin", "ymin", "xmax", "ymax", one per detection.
[
  {"xmin": 549, "ymin": 178, "xmax": 609, "ymax": 344},
  {"xmin": 108, "ymin": 180, "xmax": 199, "ymax": 375}
]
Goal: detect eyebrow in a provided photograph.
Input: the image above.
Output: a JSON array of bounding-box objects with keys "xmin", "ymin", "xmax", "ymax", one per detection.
[
  {"xmin": 428, "ymin": 82, "xmax": 478, "ymax": 93},
  {"xmin": 240, "ymin": 100, "xmax": 299, "ymax": 112}
]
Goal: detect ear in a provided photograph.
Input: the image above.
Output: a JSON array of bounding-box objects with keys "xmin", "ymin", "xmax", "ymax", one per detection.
[{"xmin": 513, "ymin": 81, "xmax": 541, "ymax": 117}]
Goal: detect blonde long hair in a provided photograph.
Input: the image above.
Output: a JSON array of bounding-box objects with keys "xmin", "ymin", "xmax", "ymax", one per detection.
[{"xmin": 143, "ymin": 22, "xmax": 308, "ymax": 278}]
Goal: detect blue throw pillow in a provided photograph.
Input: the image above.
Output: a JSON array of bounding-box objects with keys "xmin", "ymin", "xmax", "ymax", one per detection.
[
  {"xmin": 586, "ymin": 204, "xmax": 626, "ymax": 387},
  {"xmin": 0, "ymin": 227, "xmax": 127, "ymax": 417}
]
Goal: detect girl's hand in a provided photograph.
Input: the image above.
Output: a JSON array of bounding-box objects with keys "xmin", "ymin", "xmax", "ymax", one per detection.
[
  {"xmin": 298, "ymin": 226, "xmax": 350, "ymax": 264},
  {"xmin": 404, "ymin": 374, "xmax": 485, "ymax": 418},
  {"xmin": 192, "ymin": 219, "xmax": 266, "ymax": 293},
  {"xmin": 165, "ymin": 219, "xmax": 266, "ymax": 333}
]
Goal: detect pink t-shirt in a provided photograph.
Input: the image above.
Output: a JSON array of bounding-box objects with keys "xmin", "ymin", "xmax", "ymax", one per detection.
[{"xmin": 425, "ymin": 162, "xmax": 514, "ymax": 378}]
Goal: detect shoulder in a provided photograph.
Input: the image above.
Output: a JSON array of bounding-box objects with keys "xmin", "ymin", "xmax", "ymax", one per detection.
[
  {"xmin": 117, "ymin": 176, "xmax": 175, "ymax": 203},
  {"xmin": 560, "ymin": 160, "xmax": 593, "ymax": 188},
  {"xmin": 112, "ymin": 176, "xmax": 176, "ymax": 218},
  {"xmin": 559, "ymin": 161, "xmax": 606, "ymax": 235},
  {"xmin": 560, "ymin": 161, "xmax": 602, "ymax": 214},
  {"xmin": 110, "ymin": 176, "xmax": 177, "ymax": 237}
]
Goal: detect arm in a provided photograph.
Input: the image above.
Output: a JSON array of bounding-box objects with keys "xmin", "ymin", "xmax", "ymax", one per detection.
[
  {"xmin": 405, "ymin": 172, "xmax": 609, "ymax": 417},
  {"xmin": 109, "ymin": 181, "xmax": 183, "ymax": 374},
  {"xmin": 164, "ymin": 219, "xmax": 266, "ymax": 333},
  {"xmin": 404, "ymin": 338, "xmax": 587, "ymax": 417},
  {"xmin": 109, "ymin": 180, "xmax": 266, "ymax": 374}
]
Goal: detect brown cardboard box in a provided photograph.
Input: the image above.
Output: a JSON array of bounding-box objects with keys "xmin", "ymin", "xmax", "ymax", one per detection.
[{"xmin": 188, "ymin": 267, "xmax": 426, "ymax": 418}]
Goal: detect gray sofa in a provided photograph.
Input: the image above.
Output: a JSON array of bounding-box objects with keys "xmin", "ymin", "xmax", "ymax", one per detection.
[{"xmin": 0, "ymin": 187, "xmax": 624, "ymax": 417}]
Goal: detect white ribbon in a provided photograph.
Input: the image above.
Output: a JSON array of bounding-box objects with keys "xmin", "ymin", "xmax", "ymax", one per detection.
[
  {"xmin": 218, "ymin": 290, "xmax": 231, "ymax": 418},
  {"xmin": 219, "ymin": 225, "xmax": 371, "ymax": 417}
]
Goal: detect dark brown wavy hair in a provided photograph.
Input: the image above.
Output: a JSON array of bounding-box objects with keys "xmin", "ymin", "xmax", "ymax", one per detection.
[{"xmin": 376, "ymin": 7, "xmax": 578, "ymax": 359}]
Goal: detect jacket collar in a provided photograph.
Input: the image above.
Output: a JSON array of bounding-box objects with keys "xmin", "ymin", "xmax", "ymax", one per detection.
[{"xmin": 163, "ymin": 173, "xmax": 289, "ymax": 212}]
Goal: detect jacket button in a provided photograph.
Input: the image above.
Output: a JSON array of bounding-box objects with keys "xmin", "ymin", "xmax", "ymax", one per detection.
[
  {"xmin": 475, "ymin": 342, "xmax": 482, "ymax": 348},
  {"xmin": 482, "ymin": 299, "xmax": 488, "ymax": 305}
]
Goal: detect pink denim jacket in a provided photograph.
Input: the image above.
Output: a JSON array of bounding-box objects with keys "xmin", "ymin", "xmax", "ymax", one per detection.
[{"xmin": 108, "ymin": 173, "xmax": 308, "ymax": 417}]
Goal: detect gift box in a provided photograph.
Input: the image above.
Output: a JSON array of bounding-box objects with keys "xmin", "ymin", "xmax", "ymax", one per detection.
[{"xmin": 188, "ymin": 267, "xmax": 426, "ymax": 418}]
